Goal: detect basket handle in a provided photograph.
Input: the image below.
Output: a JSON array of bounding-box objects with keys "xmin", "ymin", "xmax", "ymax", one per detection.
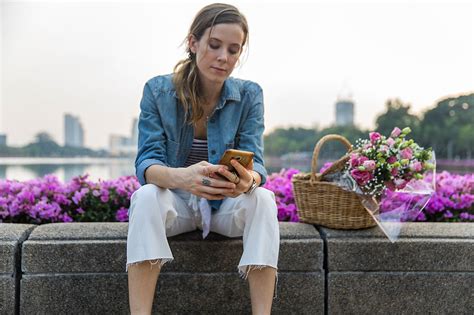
[{"xmin": 310, "ymin": 134, "xmax": 353, "ymax": 182}]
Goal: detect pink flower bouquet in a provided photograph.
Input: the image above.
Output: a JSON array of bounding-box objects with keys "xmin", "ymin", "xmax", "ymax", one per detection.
[{"xmin": 344, "ymin": 127, "xmax": 434, "ymax": 197}]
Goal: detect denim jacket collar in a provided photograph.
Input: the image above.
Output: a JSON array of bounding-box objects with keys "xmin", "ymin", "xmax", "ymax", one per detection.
[{"xmin": 172, "ymin": 77, "xmax": 241, "ymax": 109}]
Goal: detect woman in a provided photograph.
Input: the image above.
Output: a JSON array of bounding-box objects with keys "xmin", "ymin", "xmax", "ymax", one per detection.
[{"xmin": 126, "ymin": 3, "xmax": 280, "ymax": 314}]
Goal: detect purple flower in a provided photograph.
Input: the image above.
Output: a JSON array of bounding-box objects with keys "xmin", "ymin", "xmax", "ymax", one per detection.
[
  {"xmin": 115, "ymin": 207, "xmax": 129, "ymax": 222},
  {"xmin": 319, "ymin": 162, "xmax": 333, "ymax": 173},
  {"xmin": 443, "ymin": 210, "xmax": 453, "ymax": 219}
]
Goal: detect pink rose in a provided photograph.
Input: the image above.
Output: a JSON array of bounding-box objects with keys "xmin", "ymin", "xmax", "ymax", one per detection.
[
  {"xmin": 350, "ymin": 169, "xmax": 373, "ymax": 186},
  {"xmin": 390, "ymin": 168, "xmax": 399, "ymax": 176},
  {"xmin": 349, "ymin": 154, "xmax": 368, "ymax": 168},
  {"xmin": 369, "ymin": 132, "xmax": 381, "ymax": 144},
  {"xmin": 390, "ymin": 127, "xmax": 401, "ymax": 138},
  {"xmin": 362, "ymin": 160, "xmax": 376, "ymax": 171},
  {"xmin": 410, "ymin": 161, "xmax": 423, "ymax": 172},
  {"xmin": 386, "ymin": 138, "xmax": 395, "ymax": 147},
  {"xmin": 349, "ymin": 153, "xmax": 360, "ymax": 168},
  {"xmin": 400, "ymin": 147, "xmax": 413, "ymax": 159},
  {"xmin": 387, "ymin": 156, "xmax": 397, "ymax": 164}
]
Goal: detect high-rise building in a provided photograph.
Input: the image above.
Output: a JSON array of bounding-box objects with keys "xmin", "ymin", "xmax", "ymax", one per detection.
[
  {"xmin": 64, "ymin": 114, "xmax": 84, "ymax": 147},
  {"xmin": 335, "ymin": 99, "xmax": 355, "ymax": 126},
  {"xmin": 109, "ymin": 134, "xmax": 134, "ymax": 157},
  {"xmin": 131, "ymin": 118, "xmax": 138, "ymax": 146}
]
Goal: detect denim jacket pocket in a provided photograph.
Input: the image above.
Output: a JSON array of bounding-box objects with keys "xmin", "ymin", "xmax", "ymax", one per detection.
[{"xmin": 166, "ymin": 139, "xmax": 180, "ymax": 166}]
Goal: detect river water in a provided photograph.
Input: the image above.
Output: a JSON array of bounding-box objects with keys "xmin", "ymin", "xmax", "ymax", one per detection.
[{"xmin": 0, "ymin": 157, "xmax": 472, "ymax": 182}]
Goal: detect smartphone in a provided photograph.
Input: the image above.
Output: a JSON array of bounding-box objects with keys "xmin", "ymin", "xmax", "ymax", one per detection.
[{"xmin": 218, "ymin": 149, "xmax": 254, "ymax": 173}]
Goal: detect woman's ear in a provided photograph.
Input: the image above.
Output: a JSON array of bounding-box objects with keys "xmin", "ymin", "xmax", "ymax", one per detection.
[{"xmin": 188, "ymin": 34, "xmax": 198, "ymax": 54}]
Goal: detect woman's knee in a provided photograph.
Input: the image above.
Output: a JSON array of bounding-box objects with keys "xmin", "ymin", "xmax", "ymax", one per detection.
[
  {"xmin": 131, "ymin": 184, "xmax": 160, "ymax": 204},
  {"xmin": 250, "ymin": 187, "xmax": 278, "ymax": 217},
  {"xmin": 129, "ymin": 184, "xmax": 170, "ymax": 218}
]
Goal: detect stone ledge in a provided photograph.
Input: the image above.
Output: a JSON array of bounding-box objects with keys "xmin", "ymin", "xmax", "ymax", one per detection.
[
  {"xmin": 20, "ymin": 272, "xmax": 324, "ymax": 314},
  {"xmin": 0, "ymin": 223, "xmax": 36, "ymax": 315},
  {"xmin": 320, "ymin": 223, "xmax": 474, "ymax": 271},
  {"xmin": 2, "ymin": 221, "xmax": 473, "ymax": 314},
  {"xmin": 22, "ymin": 222, "xmax": 323, "ymax": 274},
  {"xmin": 0, "ymin": 224, "xmax": 36, "ymax": 274},
  {"xmin": 320, "ymin": 222, "xmax": 474, "ymax": 239},
  {"xmin": 328, "ymin": 272, "xmax": 474, "ymax": 315}
]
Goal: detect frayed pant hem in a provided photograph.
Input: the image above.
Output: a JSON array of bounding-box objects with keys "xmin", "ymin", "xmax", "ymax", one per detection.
[
  {"xmin": 238, "ymin": 264, "xmax": 279, "ymax": 300},
  {"xmin": 126, "ymin": 258, "xmax": 173, "ymax": 272}
]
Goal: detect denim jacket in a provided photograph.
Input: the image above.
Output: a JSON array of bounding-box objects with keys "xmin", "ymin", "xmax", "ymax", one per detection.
[{"xmin": 135, "ymin": 74, "xmax": 268, "ymax": 210}]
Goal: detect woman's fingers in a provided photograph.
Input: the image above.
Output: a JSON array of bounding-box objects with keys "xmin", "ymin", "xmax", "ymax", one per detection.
[{"xmin": 230, "ymin": 159, "xmax": 251, "ymax": 180}]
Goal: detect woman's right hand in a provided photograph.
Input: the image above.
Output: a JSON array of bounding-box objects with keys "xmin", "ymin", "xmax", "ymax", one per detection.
[{"xmin": 182, "ymin": 161, "xmax": 236, "ymax": 200}]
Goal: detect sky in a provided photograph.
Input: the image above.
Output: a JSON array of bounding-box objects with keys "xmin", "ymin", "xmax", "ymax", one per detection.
[{"xmin": 1, "ymin": 0, "xmax": 473, "ymax": 150}]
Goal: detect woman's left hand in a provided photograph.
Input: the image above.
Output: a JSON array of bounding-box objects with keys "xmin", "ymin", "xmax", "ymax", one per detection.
[{"xmin": 213, "ymin": 159, "xmax": 254, "ymax": 198}]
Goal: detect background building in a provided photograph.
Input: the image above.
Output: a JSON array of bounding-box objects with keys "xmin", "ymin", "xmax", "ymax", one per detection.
[
  {"xmin": 64, "ymin": 114, "xmax": 84, "ymax": 147},
  {"xmin": 131, "ymin": 118, "xmax": 138, "ymax": 147},
  {"xmin": 109, "ymin": 135, "xmax": 133, "ymax": 157},
  {"xmin": 335, "ymin": 85, "xmax": 355, "ymax": 127},
  {"xmin": 335, "ymin": 99, "xmax": 355, "ymax": 126},
  {"xmin": 0, "ymin": 134, "xmax": 6, "ymax": 146},
  {"xmin": 109, "ymin": 118, "xmax": 138, "ymax": 157}
]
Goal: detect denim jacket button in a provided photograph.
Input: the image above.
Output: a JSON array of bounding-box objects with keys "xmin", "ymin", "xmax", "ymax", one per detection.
[{"xmin": 211, "ymin": 150, "xmax": 216, "ymax": 155}]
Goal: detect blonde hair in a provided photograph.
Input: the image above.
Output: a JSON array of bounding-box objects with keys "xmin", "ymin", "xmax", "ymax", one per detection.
[{"xmin": 173, "ymin": 3, "xmax": 248, "ymax": 124}]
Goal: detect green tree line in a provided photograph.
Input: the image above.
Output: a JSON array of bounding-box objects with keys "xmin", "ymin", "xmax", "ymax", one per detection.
[
  {"xmin": 0, "ymin": 132, "xmax": 108, "ymax": 157},
  {"xmin": 264, "ymin": 93, "xmax": 474, "ymax": 159}
]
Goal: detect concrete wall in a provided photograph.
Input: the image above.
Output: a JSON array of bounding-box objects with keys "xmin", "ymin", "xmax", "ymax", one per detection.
[{"xmin": 0, "ymin": 222, "xmax": 472, "ymax": 314}]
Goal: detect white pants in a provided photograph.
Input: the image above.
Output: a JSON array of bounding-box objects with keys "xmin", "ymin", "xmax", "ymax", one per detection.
[{"xmin": 126, "ymin": 184, "xmax": 280, "ymax": 278}]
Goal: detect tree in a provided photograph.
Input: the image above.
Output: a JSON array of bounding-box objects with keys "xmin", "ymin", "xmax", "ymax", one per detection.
[
  {"xmin": 375, "ymin": 98, "xmax": 421, "ymax": 139},
  {"xmin": 419, "ymin": 93, "xmax": 474, "ymax": 158}
]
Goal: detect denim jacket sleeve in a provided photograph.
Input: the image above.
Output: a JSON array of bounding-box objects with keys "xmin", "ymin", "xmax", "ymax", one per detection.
[
  {"xmin": 134, "ymin": 81, "xmax": 168, "ymax": 185},
  {"xmin": 236, "ymin": 85, "xmax": 268, "ymax": 185}
]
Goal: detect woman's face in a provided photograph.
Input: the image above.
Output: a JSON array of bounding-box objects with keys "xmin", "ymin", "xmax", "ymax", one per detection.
[{"xmin": 189, "ymin": 23, "xmax": 245, "ymax": 87}]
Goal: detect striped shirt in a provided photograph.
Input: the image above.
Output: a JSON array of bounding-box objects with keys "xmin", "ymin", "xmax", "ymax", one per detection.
[{"xmin": 183, "ymin": 138, "xmax": 209, "ymax": 167}]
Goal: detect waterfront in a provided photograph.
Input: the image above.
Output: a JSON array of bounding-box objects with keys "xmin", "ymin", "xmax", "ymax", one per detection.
[
  {"xmin": 0, "ymin": 157, "xmax": 135, "ymax": 182},
  {"xmin": 0, "ymin": 157, "xmax": 472, "ymax": 182}
]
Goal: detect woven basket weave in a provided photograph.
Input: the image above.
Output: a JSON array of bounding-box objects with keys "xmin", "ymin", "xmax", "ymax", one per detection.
[{"xmin": 292, "ymin": 134, "xmax": 376, "ymax": 229}]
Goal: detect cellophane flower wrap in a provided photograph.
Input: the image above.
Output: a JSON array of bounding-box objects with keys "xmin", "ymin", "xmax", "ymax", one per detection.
[{"xmin": 323, "ymin": 127, "xmax": 436, "ymax": 241}]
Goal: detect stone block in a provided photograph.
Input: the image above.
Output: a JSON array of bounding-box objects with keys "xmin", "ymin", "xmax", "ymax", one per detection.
[
  {"xmin": 328, "ymin": 272, "xmax": 474, "ymax": 315},
  {"xmin": 22, "ymin": 222, "xmax": 323, "ymax": 273},
  {"xmin": 320, "ymin": 223, "xmax": 474, "ymax": 271},
  {"xmin": 0, "ymin": 223, "xmax": 36, "ymax": 315},
  {"xmin": 21, "ymin": 272, "xmax": 324, "ymax": 314}
]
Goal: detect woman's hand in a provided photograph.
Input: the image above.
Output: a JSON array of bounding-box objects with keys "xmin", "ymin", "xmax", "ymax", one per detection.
[
  {"xmin": 183, "ymin": 161, "xmax": 236, "ymax": 200},
  {"xmin": 214, "ymin": 159, "xmax": 254, "ymax": 198}
]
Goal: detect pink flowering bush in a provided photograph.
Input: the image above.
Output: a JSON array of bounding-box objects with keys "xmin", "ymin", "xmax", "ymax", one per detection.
[
  {"xmin": 381, "ymin": 171, "xmax": 474, "ymax": 222},
  {"xmin": 263, "ymin": 168, "xmax": 300, "ymax": 222},
  {"xmin": 0, "ymin": 169, "xmax": 472, "ymax": 224},
  {"xmin": 0, "ymin": 174, "xmax": 140, "ymax": 224}
]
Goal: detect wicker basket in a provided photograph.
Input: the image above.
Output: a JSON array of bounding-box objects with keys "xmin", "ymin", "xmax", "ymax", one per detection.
[{"xmin": 292, "ymin": 134, "xmax": 377, "ymax": 229}]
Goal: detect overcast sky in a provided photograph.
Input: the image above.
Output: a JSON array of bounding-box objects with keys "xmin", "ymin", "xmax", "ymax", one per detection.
[{"xmin": 1, "ymin": 0, "xmax": 473, "ymax": 149}]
